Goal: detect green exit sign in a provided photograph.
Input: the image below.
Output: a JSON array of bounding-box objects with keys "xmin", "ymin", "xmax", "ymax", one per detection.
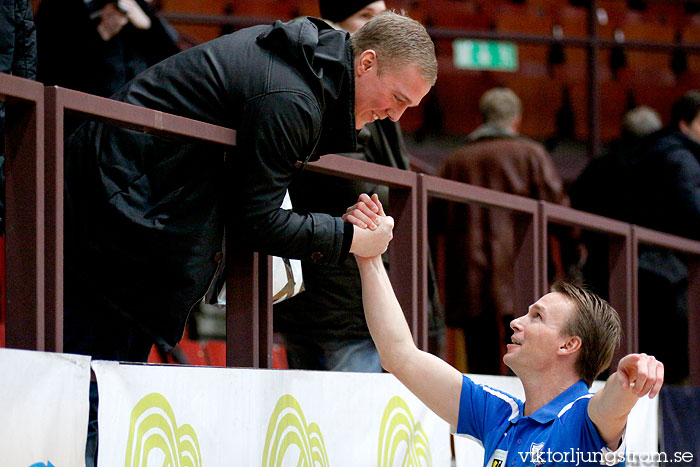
[{"xmin": 453, "ymin": 39, "xmax": 519, "ymax": 72}]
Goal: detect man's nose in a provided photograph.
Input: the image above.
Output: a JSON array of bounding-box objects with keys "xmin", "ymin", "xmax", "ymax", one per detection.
[
  {"xmin": 510, "ymin": 317, "xmax": 523, "ymax": 332},
  {"xmin": 387, "ymin": 103, "xmax": 408, "ymax": 122}
]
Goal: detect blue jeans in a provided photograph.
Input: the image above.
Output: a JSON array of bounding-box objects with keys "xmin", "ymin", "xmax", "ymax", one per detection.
[{"xmin": 283, "ymin": 335, "xmax": 383, "ymax": 372}]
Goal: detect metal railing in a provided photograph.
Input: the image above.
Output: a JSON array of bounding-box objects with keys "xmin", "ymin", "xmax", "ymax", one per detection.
[{"xmin": 2, "ymin": 74, "xmax": 699, "ymax": 383}]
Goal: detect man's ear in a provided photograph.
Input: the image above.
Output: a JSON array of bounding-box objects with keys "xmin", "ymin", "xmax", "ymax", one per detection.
[
  {"xmin": 679, "ymin": 120, "xmax": 690, "ymax": 137},
  {"xmin": 357, "ymin": 50, "xmax": 377, "ymax": 75},
  {"xmin": 558, "ymin": 335, "xmax": 582, "ymax": 356}
]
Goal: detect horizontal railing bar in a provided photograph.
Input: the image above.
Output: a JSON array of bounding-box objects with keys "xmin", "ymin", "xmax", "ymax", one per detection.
[
  {"xmin": 306, "ymin": 154, "xmax": 417, "ymax": 188},
  {"xmin": 0, "ymin": 73, "xmax": 43, "ymax": 101},
  {"xmin": 51, "ymin": 87, "xmax": 236, "ymax": 146},
  {"xmin": 633, "ymin": 225, "xmax": 700, "ymax": 255},
  {"xmin": 421, "ymin": 174, "xmax": 538, "ymax": 214},
  {"xmin": 541, "ymin": 202, "xmax": 631, "ymax": 236}
]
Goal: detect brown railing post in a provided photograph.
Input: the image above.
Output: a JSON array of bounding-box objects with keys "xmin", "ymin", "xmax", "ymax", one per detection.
[
  {"xmin": 513, "ymin": 211, "xmax": 540, "ymax": 316},
  {"xmin": 537, "ymin": 201, "xmax": 549, "ymax": 299},
  {"xmin": 259, "ymin": 255, "xmax": 273, "ymax": 368},
  {"xmin": 44, "ymin": 87, "xmax": 64, "ymax": 352},
  {"xmin": 416, "ymin": 175, "xmax": 430, "ymax": 351},
  {"xmin": 226, "ymin": 247, "xmax": 260, "ymax": 368},
  {"xmin": 610, "ymin": 231, "xmax": 637, "ymax": 363},
  {"xmin": 688, "ymin": 258, "xmax": 700, "ymax": 386},
  {"xmin": 1, "ymin": 74, "xmax": 45, "ymax": 351},
  {"xmin": 389, "ymin": 185, "xmax": 419, "ymax": 342}
]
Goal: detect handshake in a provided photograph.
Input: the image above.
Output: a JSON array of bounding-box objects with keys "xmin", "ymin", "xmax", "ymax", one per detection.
[{"xmin": 345, "ymin": 193, "xmax": 395, "ymax": 258}]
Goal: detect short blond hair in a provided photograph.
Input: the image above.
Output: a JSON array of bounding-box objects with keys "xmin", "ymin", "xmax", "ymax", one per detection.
[
  {"xmin": 479, "ymin": 87, "xmax": 522, "ymax": 126},
  {"xmin": 553, "ymin": 281, "xmax": 622, "ymax": 388},
  {"xmin": 350, "ymin": 11, "xmax": 437, "ymax": 86}
]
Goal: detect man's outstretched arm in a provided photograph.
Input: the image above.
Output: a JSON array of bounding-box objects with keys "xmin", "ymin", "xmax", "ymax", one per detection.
[
  {"xmin": 588, "ymin": 353, "xmax": 664, "ymax": 449},
  {"xmin": 356, "ymin": 253, "xmax": 463, "ymax": 427}
]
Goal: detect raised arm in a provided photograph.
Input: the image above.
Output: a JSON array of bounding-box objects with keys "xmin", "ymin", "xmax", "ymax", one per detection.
[
  {"xmin": 356, "ymin": 252, "xmax": 463, "ymax": 427},
  {"xmin": 588, "ymin": 353, "xmax": 664, "ymax": 449}
]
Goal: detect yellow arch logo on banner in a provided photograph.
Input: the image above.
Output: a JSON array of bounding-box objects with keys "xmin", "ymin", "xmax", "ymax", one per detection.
[
  {"xmin": 262, "ymin": 394, "xmax": 330, "ymax": 466},
  {"xmin": 125, "ymin": 392, "xmax": 202, "ymax": 467},
  {"xmin": 378, "ymin": 396, "xmax": 433, "ymax": 466}
]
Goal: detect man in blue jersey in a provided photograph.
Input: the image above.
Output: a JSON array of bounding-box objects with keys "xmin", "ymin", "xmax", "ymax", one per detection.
[{"xmin": 350, "ymin": 201, "xmax": 664, "ymax": 466}]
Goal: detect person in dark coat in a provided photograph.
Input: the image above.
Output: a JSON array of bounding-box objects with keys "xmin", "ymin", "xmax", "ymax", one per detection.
[
  {"xmin": 274, "ymin": 0, "xmax": 445, "ymax": 372},
  {"xmin": 0, "ymin": 0, "xmax": 36, "ymax": 234},
  {"xmin": 63, "ymin": 11, "xmax": 437, "ymax": 364},
  {"xmin": 570, "ymin": 106, "xmax": 662, "ymax": 299},
  {"xmin": 437, "ymin": 87, "xmax": 568, "ymax": 375},
  {"xmin": 571, "ymin": 92, "xmax": 700, "ymax": 383},
  {"xmin": 36, "ymin": 0, "xmax": 181, "ymax": 99}
]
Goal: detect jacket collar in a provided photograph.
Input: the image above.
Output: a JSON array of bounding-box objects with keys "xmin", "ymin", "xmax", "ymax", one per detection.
[
  {"xmin": 467, "ymin": 122, "xmax": 517, "ymax": 142},
  {"xmin": 257, "ymin": 17, "xmax": 357, "ymax": 160},
  {"xmin": 513, "ymin": 380, "xmax": 591, "ymax": 425}
]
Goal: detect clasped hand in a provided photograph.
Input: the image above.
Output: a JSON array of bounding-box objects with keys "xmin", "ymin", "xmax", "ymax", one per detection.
[{"xmin": 345, "ymin": 193, "xmax": 394, "ymax": 258}]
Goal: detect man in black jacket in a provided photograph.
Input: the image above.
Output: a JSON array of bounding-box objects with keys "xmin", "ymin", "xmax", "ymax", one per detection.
[
  {"xmin": 274, "ymin": 0, "xmax": 445, "ymax": 372},
  {"xmin": 571, "ymin": 91, "xmax": 700, "ymax": 383},
  {"xmin": 63, "ymin": 11, "xmax": 437, "ymax": 365}
]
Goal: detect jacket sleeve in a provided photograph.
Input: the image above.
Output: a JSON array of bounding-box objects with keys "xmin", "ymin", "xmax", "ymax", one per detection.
[
  {"xmin": 530, "ymin": 143, "xmax": 568, "ymax": 206},
  {"xmin": 11, "ymin": 0, "xmax": 36, "ymax": 80},
  {"xmin": 233, "ymin": 91, "xmax": 346, "ymax": 264},
  {"xmin": 664, "ymin": 146, "xmax": 700, "ymax": 240}
]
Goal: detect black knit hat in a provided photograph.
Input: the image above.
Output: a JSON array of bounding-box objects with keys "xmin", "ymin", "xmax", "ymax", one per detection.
[{"xmin": 319, "ymin": 0, "xmax": 376, "ymax": 23}]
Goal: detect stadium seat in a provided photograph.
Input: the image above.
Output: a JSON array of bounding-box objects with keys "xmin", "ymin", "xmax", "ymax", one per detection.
[
  {"xmin": 682, "ymin": 25, "xmax": 700, "ymax": 73},
  {"xmin": 204, "ymin": 340, "xmax": 227, "ymax": 367},
  {"xmin": 147, "ymin": 344, "xmax": 166, "ymax": 364},
  {"xmin": 622, "ymin": 22, "xmax": 676, "ymax": 72},
  {"xmin": 175, "ymin": 338, "xmax": 208, "ymax": 366},
  {"xmin": 273, "ymin": 340, "xmax": 289, "ymax": 369}
]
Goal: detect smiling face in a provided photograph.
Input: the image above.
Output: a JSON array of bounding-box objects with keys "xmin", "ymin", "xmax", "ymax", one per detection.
[
  {"xmin": 503, "ymin": 292, "xmax": 579, "ymax": 378},
  {"xmin": 338, "ymin": 1, "xmax": 387, "ymax": 33},
  {"xmin": 353, "ymin": 51, "xmax": 431, "ymax": 130}
]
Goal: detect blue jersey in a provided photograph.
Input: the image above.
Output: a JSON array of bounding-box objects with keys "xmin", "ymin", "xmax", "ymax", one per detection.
[{"xmin": 455, "ymin": 376, "xmax": 626, "ymax": 466}]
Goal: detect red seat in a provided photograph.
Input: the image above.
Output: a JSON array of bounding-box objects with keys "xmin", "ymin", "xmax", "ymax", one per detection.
[
  {"xmin": 204, "ymin": 340, "xmax": 227, "ymax": 367},
  {"xmin": 175, "ymin": 339, "xmax": 208, "ymax": 366},
  {"xmin": 273, "ymin": 341, "xmax": 289, "ymax": 369},
  {"xmin": 203, "ymin": 338, "xmax": 289, "ymax": 368},
  {"xmin": 147, "ymin": 344, "xmax": 166, "ymax": 364},
  {"xmin": 682, "ymin": 26, "xmax": 700, "ymax": 74}
]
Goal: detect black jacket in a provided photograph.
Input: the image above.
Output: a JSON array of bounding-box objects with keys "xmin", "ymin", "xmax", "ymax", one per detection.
[
  {"xmin": 571, "ymin": 128, "xmax": 700, "ymax": 295},
  {"xmin": 573, "ymin": 128, "xmax": 700, "ymax": 242},
  {"xmin": 36, "ymin": 0, "xmax": 180, "ymax": 99},
  {"xmin": 64, "ymin": 18, "xmax": 357, "ymax": 347}
]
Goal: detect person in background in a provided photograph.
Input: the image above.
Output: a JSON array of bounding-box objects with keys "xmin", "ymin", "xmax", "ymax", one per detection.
[
  {"xmin": 570, "ymin": 105, "xmax": 662, "ymax": 299},
  {"xmin": 572, "ymin": 94, "xmax": 700, "ymax": 384},
  {"xmin": 437, "ymin": 87, "xmax": 568, "ymax": 375},
  {"xmin": 273, "ymin": 0, "xmax": 445, "ymax": 372},
  {"xmin": 36, "ymin": 0, "xmax": 181, "ymax": 100}
]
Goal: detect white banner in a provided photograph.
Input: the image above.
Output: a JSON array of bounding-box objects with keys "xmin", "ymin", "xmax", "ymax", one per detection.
[
  {"xmin": 0, "ymin": 348, "xmax": 91, "ymax": 467},
  {"xmin": 454, "ymin": 374, "xmax": 659, "ymax": 467},
  {"xmin": 92, "ymin": 362, "xmax": 451, "ymax": 466}
]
